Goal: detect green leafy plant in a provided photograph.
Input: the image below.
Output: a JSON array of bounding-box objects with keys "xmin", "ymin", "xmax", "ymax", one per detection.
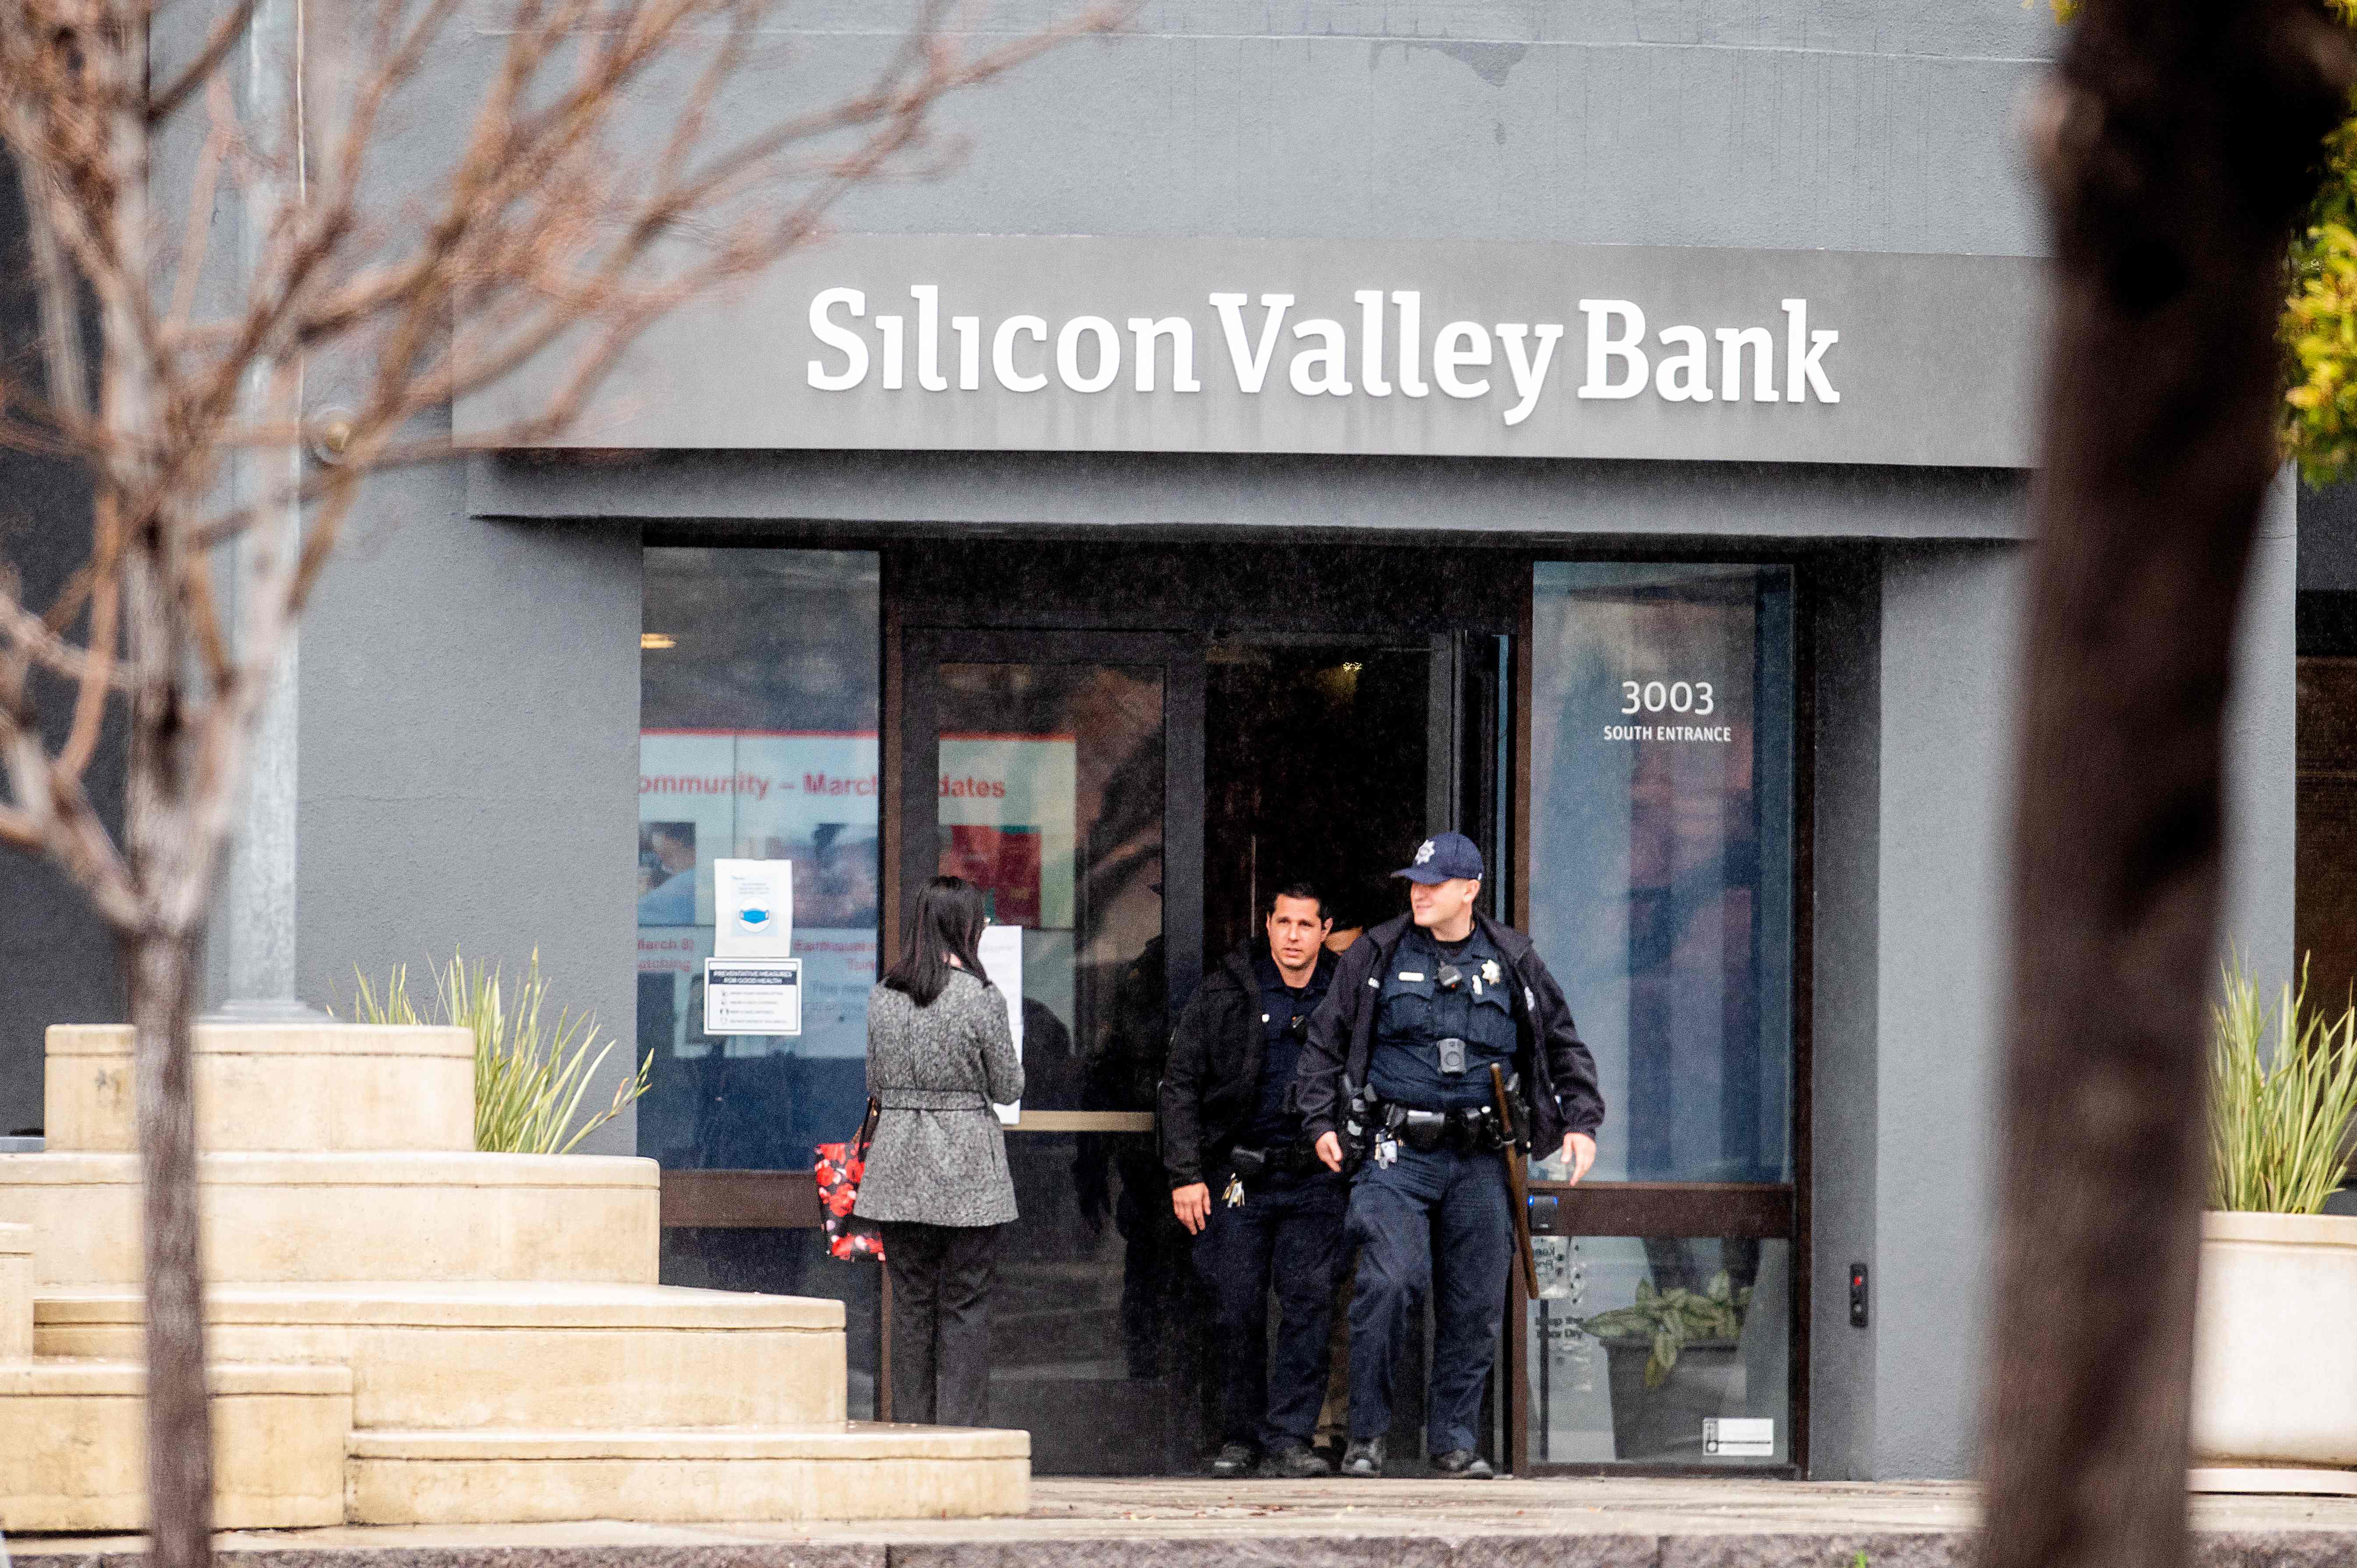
[
  {"xmin": 1579, "ymin": 1269, "xmax": 1754, "ymax": 1390},
  {"xmin": 2210, "ymin": 956, "xmax": 2357, "ymax": 1214},
  {"xmin": 352, "ymin": 950, "xmax": 650, "ymax": 1156}
]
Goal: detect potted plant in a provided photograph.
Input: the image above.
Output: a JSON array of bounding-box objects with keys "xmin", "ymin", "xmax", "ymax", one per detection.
[
  {"xmin": 2190, "ymin": 959, "xmax": 2357, "ymax": 1487},
  {"xmin": 1580, "ymin": 1270, "xmax": 1752, "ymax": 1460}
]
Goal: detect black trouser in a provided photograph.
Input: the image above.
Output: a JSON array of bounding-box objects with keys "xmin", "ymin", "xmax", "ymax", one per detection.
[
  {"xmin": 879, "ymin": 1220, "xmax": 999, "ymax": 1427},
  {"xmin": 1193, "ymin": 1169, "xmax": 1348, "ymax": 1450}
]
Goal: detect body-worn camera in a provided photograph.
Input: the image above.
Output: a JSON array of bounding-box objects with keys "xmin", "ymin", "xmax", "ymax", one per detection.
[{"xmin": 1437, "ymin": 1036, "xmax": 1468, "ymax": 1075}]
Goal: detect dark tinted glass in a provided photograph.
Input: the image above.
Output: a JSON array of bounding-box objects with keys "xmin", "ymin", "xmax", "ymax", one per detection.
[{"xmin": 928, "ymin": 658, "xmax": 1198, "ymax": 1472}]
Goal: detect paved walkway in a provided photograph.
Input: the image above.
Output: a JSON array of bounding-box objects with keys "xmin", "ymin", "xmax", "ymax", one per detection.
[{"xmin": 15, "ymin": 1477, "xmax": 2357, "ymax": 1567}]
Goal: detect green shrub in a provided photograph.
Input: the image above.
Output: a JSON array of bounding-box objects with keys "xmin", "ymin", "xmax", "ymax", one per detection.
[
  {"xmin": 2210, "ymin": 957, "xmax": 2357, "ymax": 1214},
  {"xmin": 352, "ymin": 949, "xmax": 650, "ymax": 1156}
]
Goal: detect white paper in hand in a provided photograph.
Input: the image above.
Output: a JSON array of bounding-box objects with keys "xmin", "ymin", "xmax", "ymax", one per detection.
[{"xmin": 976, "ymin": 924, "xmax": 1024, "ymax": 1125}]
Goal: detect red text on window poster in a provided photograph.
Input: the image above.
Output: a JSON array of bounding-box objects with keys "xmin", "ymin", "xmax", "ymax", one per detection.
[{"xmin": 940, "ymin": 824, "xmax": 1043, "ymax": 927}]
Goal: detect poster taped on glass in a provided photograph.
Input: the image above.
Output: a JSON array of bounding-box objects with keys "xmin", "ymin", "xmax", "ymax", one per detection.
[{"xmin": 704, "ymin": 957, "xmax": 803, "ymax": 1036}]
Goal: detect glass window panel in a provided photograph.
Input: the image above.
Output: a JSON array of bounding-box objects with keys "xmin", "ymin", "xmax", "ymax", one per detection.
[
  {"xmin": 1526, "ymin": 1236, "xmax": 1792, "ymax": 1466},
  {"xmin": 1528, "ymin": 563, "xmax": 1795, "ymax": 1184},
  {"xmin": 637, "ymin": 548, "xmax": 880, "ymax": 1169}
]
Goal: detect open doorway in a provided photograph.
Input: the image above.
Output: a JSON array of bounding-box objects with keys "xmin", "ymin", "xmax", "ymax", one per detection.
[{"xmin": 1203, "ymin": 640, "xmax": 1432, "ymax": 962}]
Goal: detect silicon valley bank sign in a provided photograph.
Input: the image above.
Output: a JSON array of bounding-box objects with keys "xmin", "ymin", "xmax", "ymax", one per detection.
[{"xmin": 458, "ymin": 235, "xmax": 2045, "ymax": 468}]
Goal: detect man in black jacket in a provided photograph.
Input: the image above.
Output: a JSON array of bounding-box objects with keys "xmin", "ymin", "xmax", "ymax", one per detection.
[
  {"xmin": 1161, "ymin": 882, "xmax": 1346, "ymax": 1479},
  {"xmin": 1299, "ymin": 833, "xmax": 1603, "ymax": 1479}
]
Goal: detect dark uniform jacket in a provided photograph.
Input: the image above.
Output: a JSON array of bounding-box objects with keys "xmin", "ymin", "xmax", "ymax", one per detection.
[
  {"xmin": 1295, "ymin": 912, "xmax": 1604, "ymax": 1155},
  {"xmin": 1159, "ymin": 945, "xmax": 1320, "ymax": 1190}
]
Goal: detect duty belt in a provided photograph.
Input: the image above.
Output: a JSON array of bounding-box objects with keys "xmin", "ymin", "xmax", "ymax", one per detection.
[{"xmin": 1369, "ymin": 1099, "xmax": 1508, "ymax": 1155}]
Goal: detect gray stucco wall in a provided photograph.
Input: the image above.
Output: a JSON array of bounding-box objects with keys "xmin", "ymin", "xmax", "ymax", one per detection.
[
  {"xmin": 1842, "ymin": 494, "xmax": 2294, "ymax": 1482},
  {"xmin": 1871, "ymin": 540, "xmax": 2018, "ymax": 1478},
  {"xmin": 1809, "ymin": 548, "xmax": 1881, "ymax": 1480},
  {"xmin": 0, "ymin": 170, "xmax": 122, "ymax": 1138},
  {"xmin": 292, "ymin": 440, "xmax": 645, "ymax": 1156},
  {"xmin": 2228, "ymin": 479, "xmax": 2299, "ymax": 1002},
  {"xmin": 754, "ymin": 1, "xmax": 2059, "ymax": 255}
]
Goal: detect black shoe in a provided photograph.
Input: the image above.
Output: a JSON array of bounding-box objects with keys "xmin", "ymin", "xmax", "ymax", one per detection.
[
  {"xmin": 1340, "ymin": 1437, "xmax": 1386, "ymax": 1477},
  {"xmin": 1431, "ymin": 1448, "xmax": 1494, "ymax": 1479},
  {"xmin": 1260, "ymin": 1440, "xmax": 1333, "ymax": 1478},
  {"xmin": 1209, "ymin": 1440, "xmax": 1260, "ymax": 1477}
]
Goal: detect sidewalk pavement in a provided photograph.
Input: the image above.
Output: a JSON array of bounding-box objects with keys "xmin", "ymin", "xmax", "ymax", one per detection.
[{"xmin": 14, "ymin": 1476, "xmax": 2357, "ymax": 1568}]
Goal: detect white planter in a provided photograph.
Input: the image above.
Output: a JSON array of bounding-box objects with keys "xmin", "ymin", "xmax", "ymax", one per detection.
[{"xmin": 2191, "ymin": 1209, "xmax": 2357, "ymax": 1481}]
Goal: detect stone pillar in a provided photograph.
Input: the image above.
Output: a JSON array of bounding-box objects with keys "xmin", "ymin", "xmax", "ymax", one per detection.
[{"xmin": 0, "ymin": 1220, "xmax": 31, "ymax": 1361}]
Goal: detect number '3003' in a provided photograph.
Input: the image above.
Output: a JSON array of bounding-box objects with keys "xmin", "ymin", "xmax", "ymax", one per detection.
[{"xmin": 1621, "ymin": 680, "xmax": 1715, "ymax": 716}]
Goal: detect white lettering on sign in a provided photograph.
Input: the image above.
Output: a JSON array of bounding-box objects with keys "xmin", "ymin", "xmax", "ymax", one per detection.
[
  {"xmin": 1601, "ymin": 724, "xmax": 1736, "ymax": 744},
  {"xmin": 805, "ymin": 285, "xmax": 1842, "ymax": 424},
  {"xmin": 1621, "ymin": 680, "xmax": 1716, "ymax": 716}
]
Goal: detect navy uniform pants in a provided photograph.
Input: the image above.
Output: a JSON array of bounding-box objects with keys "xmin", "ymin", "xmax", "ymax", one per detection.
[
  {"xmin": 1193, "ymin": 1169, "xmax": 1348, "ymax": 1449},
  {"xmin": 1344, "ymin": 1144, "xmax": 1512, "ymax": 1455}
]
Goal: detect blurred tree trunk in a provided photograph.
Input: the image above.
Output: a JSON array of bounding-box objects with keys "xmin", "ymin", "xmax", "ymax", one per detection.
[{"xmin": 1984, "ymin": 1, "xmax": 2352, "ymax": 1565}]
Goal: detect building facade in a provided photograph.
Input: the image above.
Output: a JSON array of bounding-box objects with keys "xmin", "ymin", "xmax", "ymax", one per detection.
[{"xmin": 0, "ymin": 0, "xmax": 2300, "ymax": 1482}]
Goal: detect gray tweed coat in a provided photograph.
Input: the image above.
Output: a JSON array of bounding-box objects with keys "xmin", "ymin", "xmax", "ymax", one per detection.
[{"xmin": 852, "ymin": 968, "xmax": 1023, "ymax": 1227}]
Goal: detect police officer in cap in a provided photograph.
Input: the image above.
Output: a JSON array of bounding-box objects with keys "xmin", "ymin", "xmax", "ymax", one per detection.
[{"xmin": 1297, "ymin": 832, "xmax": 1602, "ymax": 1479}]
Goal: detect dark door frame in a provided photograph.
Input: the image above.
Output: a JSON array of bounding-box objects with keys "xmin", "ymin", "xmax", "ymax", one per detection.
[
  {"xmin": 647, "ymin": 536, "xmax": 1813, "ymax": 1472},
  {"xmin": 883, "ymin": 624, "xmax": 1207, "ymax": 1428},
  {"xmin": 892, "ymin": 626, "xmax": 1207, "ymax": 1019}
]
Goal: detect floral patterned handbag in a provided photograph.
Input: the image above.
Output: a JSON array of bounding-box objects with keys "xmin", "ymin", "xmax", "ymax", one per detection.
[{"xmin": 813, "ymin": 1097, "xmax": 886, "ymax": 1261}]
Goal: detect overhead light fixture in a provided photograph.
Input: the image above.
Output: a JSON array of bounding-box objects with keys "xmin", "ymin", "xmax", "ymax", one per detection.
[
  {"xmin": 1341, "ymin": 661, "xmax": 1363, "ymax": 673},
  {"xmin": 641, "ymin": 633, "xmax": 677, "ymax": 650}
]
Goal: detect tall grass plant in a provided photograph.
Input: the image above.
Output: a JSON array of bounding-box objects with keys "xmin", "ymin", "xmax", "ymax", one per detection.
[
  {"xmin": 2210, "ymin": 956, "xmax": 2357, "ymax": 1214},
  {"xmin": 352, "ymin": 949, "xmax": 649, "ymax": 1155}
]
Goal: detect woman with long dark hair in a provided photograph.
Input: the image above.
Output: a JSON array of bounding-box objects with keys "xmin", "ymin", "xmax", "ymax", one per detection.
[{"xmin": 853, "ymin": 875, "xmax": 1023, "ymax": 1426}]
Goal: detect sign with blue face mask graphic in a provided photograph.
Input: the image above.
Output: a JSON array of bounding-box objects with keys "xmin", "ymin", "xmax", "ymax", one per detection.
[{"xmin": 713, "ymin": 858, "xmax": 793, "ymax": 958}]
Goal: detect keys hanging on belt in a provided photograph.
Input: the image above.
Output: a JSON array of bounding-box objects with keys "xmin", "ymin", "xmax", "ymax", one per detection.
[{"xmin": 1222, "ymin": 1172, "xmax": 1246, "ymax": 1207}]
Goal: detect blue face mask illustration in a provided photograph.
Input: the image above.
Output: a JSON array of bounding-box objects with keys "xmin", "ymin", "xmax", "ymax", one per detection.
[{"xmin": 740, "ymin": 908, "xmax": 772, "ymax": 931}]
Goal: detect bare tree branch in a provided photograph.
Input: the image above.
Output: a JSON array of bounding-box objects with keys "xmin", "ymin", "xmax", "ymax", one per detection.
[
  {"xmin": 0, "ymin": 4, "xmax": 1134, "ymax": 1559},
  {"xmin": 22, "ymin": 176, "xmax": 88, "ymax": 423},
  {"xmin": 148, "ymin": 0, "xmax": 263, "ymax": 124}
]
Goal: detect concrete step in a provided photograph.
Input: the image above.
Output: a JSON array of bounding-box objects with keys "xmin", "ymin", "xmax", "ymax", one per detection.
[
  {"xmin": 44, "ymin": 1023, "xmax": 474, "ymax": 1155},
  {"xmin": 1, "ymin": 1221, "xmax": 28, "ymax": 1360},
  {"xmin": 36, "ymin": 1282, "xmax": 848, "ymax": 1430},
  {"xmin": 0, "ymin": 1151, "xmax": 657, "ymax": 1287},
  {"xmin": 0, "ymin": 1358, "xmax": 351, "ymax": 1533},
  {"xmin": 346, "ymin": 1422, "xmax": 1031, "ymax": 1524}
]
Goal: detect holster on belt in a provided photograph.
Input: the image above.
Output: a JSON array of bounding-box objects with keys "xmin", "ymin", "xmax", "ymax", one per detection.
[{"xmin": 1373, "ymin": 1101, "xmax": 1508, "ymax": 1155}]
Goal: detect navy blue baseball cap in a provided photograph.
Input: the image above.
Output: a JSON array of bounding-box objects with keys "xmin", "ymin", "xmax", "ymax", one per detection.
[{"xmin": 1394, "ymin": 832, "xmax": 1484, "ymax": 884}]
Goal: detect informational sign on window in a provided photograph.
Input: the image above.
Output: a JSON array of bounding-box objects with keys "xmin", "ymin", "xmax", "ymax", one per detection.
[
  {"xmin": 713, "ymin": 858, "xmax": 793, "ymax": 957},
  {"xmin": 703, "ymin": 957, "xmax": 803, "ymax": 1036},
  {"xmin": 978, "ymin": 922, "xmax": 1023, "ymax": 1125},
  {"xmin": 1703, "ymin": 1417, "xmax": 1775, "ymax": 1458},
  {"xmin": 938, "ymin": 735, "xmax": 1077, "ymax": 929},
  {"xmin": 637, "ymin": 730, "xmax": 879, "ymax": 1062}
]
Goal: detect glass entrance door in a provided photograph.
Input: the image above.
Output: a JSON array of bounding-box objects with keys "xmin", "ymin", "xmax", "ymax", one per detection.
[
  {"xmin": 1513, "ymin": 562, "xmax": 1800, "ymax": 1474},
  {"xmin": 896, "ymin": 629, "xmax": 1206, "ymax": 1473}
]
